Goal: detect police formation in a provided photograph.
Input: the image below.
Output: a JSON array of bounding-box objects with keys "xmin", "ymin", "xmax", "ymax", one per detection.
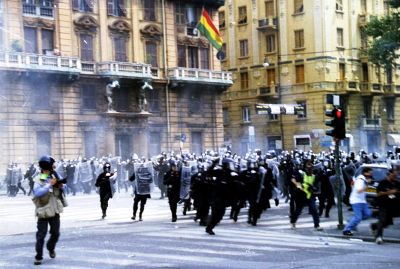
[{"xmin": 4, "ymin": 149, "xmax": 400, "ymax": 236}]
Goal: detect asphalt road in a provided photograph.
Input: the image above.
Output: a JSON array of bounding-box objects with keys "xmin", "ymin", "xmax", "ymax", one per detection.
[{"xmin": 0, "ymin": 192, "xmax": 399, "ymax": 269}]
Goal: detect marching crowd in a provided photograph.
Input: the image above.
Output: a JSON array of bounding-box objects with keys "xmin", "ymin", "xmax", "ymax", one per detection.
[{"xmin": 1, "ymin": 149, "xmax": 400, "ymax": 265}]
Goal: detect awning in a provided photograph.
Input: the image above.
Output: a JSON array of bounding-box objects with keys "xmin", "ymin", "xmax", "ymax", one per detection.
[{"xmin": 387, "ymin": 134, "xmax": 400, "ymax": 146}]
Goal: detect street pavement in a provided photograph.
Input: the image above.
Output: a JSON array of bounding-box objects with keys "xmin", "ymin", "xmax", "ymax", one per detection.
[{"xmin": 0, "ymin": 190, "xmax": 399, "ymax": 269}]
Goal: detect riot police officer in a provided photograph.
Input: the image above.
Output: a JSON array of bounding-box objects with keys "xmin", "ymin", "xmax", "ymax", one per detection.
[
  {"xmin": 164, "ymin": 160, "xmax": 181, "ymax": 222},
  {"xmin": 95, "ymin": 163, "xmax": 116, "ymax": 219}
]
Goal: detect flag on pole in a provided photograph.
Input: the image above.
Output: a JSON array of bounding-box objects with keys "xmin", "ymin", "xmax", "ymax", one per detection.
[{"xmin": 197, "ymin": 9, "xmax": 223, "ymax": 51}]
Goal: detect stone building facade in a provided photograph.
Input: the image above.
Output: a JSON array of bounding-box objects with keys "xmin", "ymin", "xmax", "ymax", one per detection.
[
  {"xmin": 0, "ymin": 0, "xmax": 231, "ymax": 169},
  {"xmin": 219, "ymin": 0, "xmax": 400, "ymax": 155}
]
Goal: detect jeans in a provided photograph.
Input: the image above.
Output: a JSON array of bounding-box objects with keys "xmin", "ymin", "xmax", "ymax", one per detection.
[
  {"xmin": 35, "ymin": 214, "xmax": 60, "ymax": 260},
  {"xmin": 343, "ymin": 203, "xmax": 371, "ymax": 232},
  {"xmin": 290, "ymin": 195, "xmax": 320, "ymax": 228}
]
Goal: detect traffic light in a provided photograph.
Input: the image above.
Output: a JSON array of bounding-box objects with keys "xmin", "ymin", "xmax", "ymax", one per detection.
[{"xmin": 325, "ymin": 107, "xmax": 346, "ymax": 139}]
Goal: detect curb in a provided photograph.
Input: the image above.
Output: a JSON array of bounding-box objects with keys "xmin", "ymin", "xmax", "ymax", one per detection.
[{"xmin": 323, "ymin": 233, "xmax": 400, "ymax": 244}]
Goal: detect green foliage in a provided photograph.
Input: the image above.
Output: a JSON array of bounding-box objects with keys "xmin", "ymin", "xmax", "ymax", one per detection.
[{"xmin": 364, "ymin": 2, "xmax": 400, "ymax": 70}]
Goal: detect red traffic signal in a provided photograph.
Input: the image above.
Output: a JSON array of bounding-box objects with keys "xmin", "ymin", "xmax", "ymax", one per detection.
[{"xmin": 325, "ymin": 107, "xmax": 346, "ymax": 139}]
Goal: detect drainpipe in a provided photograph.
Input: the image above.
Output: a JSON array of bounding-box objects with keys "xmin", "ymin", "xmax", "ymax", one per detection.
[
  {"xmin": 276, "ymin": 0, "xmax": 284, "ymax": 151},
  {"xmin": 162, "ymin": 0, "xmax": 171, "ymax": 151}
]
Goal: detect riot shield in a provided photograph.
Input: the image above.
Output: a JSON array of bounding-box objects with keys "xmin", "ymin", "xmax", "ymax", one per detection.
[
  {"xmin": 180, "ymin": 165, "xmax": 192, "ymax": 200},
  {"xmin": 78, "ymin": 161, "xmax": 93, "ymax": 183},
  {"xmin": 10, "ymin": 167, "xmax": 19, "ymax": 186},
  {"xmin": 134, "ymin": 162, "xmax": 154, "ymax": 195}
]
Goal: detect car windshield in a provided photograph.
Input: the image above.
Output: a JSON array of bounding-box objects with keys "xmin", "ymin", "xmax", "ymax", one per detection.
[{"xmin": 354, "ymin": 167, "xmax": 389, "ymax": 182}]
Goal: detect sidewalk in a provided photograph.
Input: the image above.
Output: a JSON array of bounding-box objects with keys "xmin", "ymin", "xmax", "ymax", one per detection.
[{"xmin": 319, "ymin": 205, "xmax": 400, "ymax": 244}]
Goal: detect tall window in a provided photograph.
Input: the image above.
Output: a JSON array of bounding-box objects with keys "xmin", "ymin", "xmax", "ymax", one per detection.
[
  {"xmin": 361, "ymin": 0, "xmax": 367, "ymax": 13},
  {"xmin": 240, "ymin": 72, "xmax": 249, "ymax": 89},
  {"xmin": 145, "ymin": 41, "xmax": 158, "ymax": 67},
  {"xmin": 149, "ymin": 132, "xmax": 161, "ymax": 156},
  {"xmin": 266, "ymin": 34, "xmax": 275, "ymax": 52},
  {"xmin": 267, "ymin": 69, "xmax": 276, "ymax": 85},
  {"xmin": 177, "ymin": 45, "xmax": 186, "ymax": 67},
  {"xmin": 339, "ymin": 63, "xmax": 345, "ymax": 80},
  {"xmin": 336, "ymin": 0, "xmax": 343, "ymax": 11},
  {"xmin": 294, "ymin": 30, "xmax": 304, "ymax": 48},
  {"xmin": 143, "ymin": 0, "xmax": 156, "ymax": 21},
  {"xmin": 200, "ymin": 47, "xmax": 210, "ymax": 69},
  {"xmin": 72, "ymin": 0, "xmax": 93, "ymax": 12},
  {"xmin": 337, "ymin": 28, "xmax": 344, "ymax": 47},
  {"xmin": 36, "ymin": 131, "xmax": 51, "ymax": 158},
  {"xmin": 175, "ymin": 2, "xmax": 185, "ymax": 24},
  {"xmin": 362, "ymin": 63, "xmax": 369, "ymax": 82},
  {"xmin": 239, "ymin": 39, "xmax": 248, "ymax": 57},
  {"xmin": 297, "ymin": 101, "xmax": 307, "ymax": 119},
  {"xmin": 189, "ymin": 91, "xmax": 202, "ymax": 114},
  {"xmin": 147, "ymin": 88, "xmax": 160, "ymax": 112},
  {"xmin": 363, "ymin": 98, "xmax": 372, "ymax": 118},
  {"xmin": 219, "ymin": 11, "xmax": 226, "ymax": 28},
  {"xmin": 242, "ymin": 106, "xmax": 251, "ymax": 122},
  {"xmin": 81, "ymin": 84, "xmax": 96, "ymax": 110},
  {"xmin": 386, "ymin": 99, "xmax": 395, "ymax": 121},
  {"xmin": 107, "ymin": 0, "xmax": 126, "ymax": 17},
  {"xmin": 223, "ymin": 108, "xmax": 229, "ymax": 124},
  {"xmin": 41, "ymin": 29, "xmax": 54, "ymax": 54},
  {"xmin": 238, "ymin": 6, "xmax": 247, "ymax": 24},
  {"xmin": 265, "ymin": 0, "xmax": 274, "ymax": 17},
  {"xmin": 24, "ymin": 27, "xmax": 37, "ymax": 53},
  {"xmin": 191, "ymin": 132, "xmax": 203, "ymax": 155},
  {"xmin": 33, "ymin": 83, "xmax": 50, "ymax": 109},
  {"xmin": 188, "ymin": 46, "xmax": 199, "ymax": 68},
  {"xmin": 295, "ymin": 65, "xmax": 305, "ymax": 83},
  {"xmin": 80, "ymin": 34, "xmax": 94, "ymax": 61},
  {"xmin": 114, "ymin": 36, "xmax": 127, "ymax": 62},
  {"xmin": 294, "ymin": 0, "xmax": 304, "ymax": 13},
  {"xmin": 84, "ymin": 131, "xmax": 97, "ymax": 157}
]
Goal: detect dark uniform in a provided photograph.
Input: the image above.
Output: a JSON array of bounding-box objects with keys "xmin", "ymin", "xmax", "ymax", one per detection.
[
  {"xmin": 95, "ymin": 163, "xmax": 115, "ymax": 219},
  {"xmin": 191, "ymin": 165, "xmax": 212, "ymax": 226},
  {"xmin": 164, "ymin": 162, "xmax": 181, "ymax": 222}
]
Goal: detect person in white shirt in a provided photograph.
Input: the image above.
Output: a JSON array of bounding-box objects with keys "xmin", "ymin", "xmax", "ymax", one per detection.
[{"xmin": 342, "ymin": 167, "xmax": 373, "ymax": 236}]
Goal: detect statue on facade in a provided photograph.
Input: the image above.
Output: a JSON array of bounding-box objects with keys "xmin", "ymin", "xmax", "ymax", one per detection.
[
  {"xmin": 139, "ymin": 81, "xmax": 153, "ymax": 112},
  {"xmin": 106, "ymin": 80, "xmax": 119, "ymax": 112}
]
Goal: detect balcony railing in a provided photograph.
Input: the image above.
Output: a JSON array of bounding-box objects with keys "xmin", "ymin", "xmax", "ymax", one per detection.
[
  {"xmin": 0, "ymin": 51, "xmax": 80, "ymax": 73},
  {"xmin": 335, "ymin": 80, "xmax": 360, "ymax": 92},
  {"xmin": 257, "ymin": 18, "xmax": 278, "ymax": 31},
  {"xmin": 22, "ymin": 3, "xmax": 54, "ymax": 18},
  {"xmin": 257, "ymin": 85, "xmax": 278, "ymax": 97},
  {"xmin": 168, "ymin": 67, "xmax": 233, "ymax": 85},
  {"xmin": 96, "ymin": 62, "xmax": 153, "ymax": 78}
]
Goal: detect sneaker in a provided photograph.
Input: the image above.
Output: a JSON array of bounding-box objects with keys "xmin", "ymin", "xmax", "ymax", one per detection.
[
  {"xmin": 375, "ymin": 236, "xmax": 383, "ymax": 244},
  {"xmin": 34, "ymin": 258, "xmax": 43, "ymax": 265},
  {"xmin": 49, "ymin": 250, "xmax": 56, "ymax": 259},
  {"xmin": 290, "ymin": 223, "xmax": 296, "ymax": 229},
  {"xmin": 343, "ymin": 230, "xmax": 353, "ymax": 236},
  {"xmin": 315, "ymin": 226, "xmax": 323, "ymax": 231}
]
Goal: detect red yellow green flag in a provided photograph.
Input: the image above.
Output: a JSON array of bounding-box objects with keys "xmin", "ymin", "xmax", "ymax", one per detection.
[{"xmin": 197, "ymin": 9, "xmax": 223, "ymax": 51}]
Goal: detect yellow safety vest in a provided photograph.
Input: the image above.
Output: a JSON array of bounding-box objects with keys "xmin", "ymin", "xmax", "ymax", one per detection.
[{"xmin": 302, "ymin": 174, "xmax": 315, "ymax": 199}]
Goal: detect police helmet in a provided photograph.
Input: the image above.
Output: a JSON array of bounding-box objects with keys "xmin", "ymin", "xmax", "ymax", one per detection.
[
  {"xmin": 103, "ymin": 162, "xmax": 111, "ymax": 172},
  {"xmin": 38, "ymin": 155, "xmax": 56, "ymax": 171}
]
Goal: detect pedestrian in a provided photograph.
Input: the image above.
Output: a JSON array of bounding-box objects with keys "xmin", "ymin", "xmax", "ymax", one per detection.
[
  {"xmin": 32, "ymin": 156, "xmax": 66, "ymax": 266},
  {"xmin": 370, "ymin": 169, "xmax": 400, "ymax": 244},
  {"xmin": 95, "ymin": 162, "xmax": 116, "ymax": 219},
  {"xmin": 342, "ymin": 167, "xmax": 373, "ymax": 236},
  {"xmin": 290, "ymin": 160, "xmax": 323, "ymax": 231}
]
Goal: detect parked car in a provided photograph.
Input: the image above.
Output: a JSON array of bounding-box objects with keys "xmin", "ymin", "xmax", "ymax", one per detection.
[{"xmin": 353, "ymin": 163, "xmax": 391, "ymax": 208}]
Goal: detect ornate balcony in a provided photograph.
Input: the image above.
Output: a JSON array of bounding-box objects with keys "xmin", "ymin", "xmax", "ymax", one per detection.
[
  {"xmin": 257, "ymin": 85, "xmax": 279, "ymax": 98},
  {"xmin": 168, "ymin": 67, "xmax": 233, "ymax": 86},
  {"xmin": 0, "ymin": 51, "xmax": 80, "ymax": 74},
  {"xmin": 335, "ymin": 80, "xmax": 360, "ymax": 93},
  {"xmin": 383, "ymin": 84, "xmax": 400, "ymax": 96},
  {"xmin": 22, "ymin": 3, "xmax": 54, "ymax": 18},
  {"xmin": 96, "ymin": 62, "xmax": 153, "ymax": 79},
  {"xmin": 257, "ymin": 18, "xmax": 278, "ymax": 31}
]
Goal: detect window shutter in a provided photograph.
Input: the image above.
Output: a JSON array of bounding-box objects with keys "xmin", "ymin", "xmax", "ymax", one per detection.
[
  {"xmin": 117, "ymin": 0, "xmax": 126, "ymax": 16},
  {"xmin": 72, "ymin": 0, "xmax": 79, "ymax": 10},
  {"xmin": 107, "ymin": 0, "xmax": 114, "ymax": 15},
  {"xmin": 80, "ymin": 34, "xmax": 93, "ymax": 61}
]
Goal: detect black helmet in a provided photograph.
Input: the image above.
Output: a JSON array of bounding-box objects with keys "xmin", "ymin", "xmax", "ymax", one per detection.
[
  {"xmin": 38, "ymin": 155, "xmax": 55, "ymax": 171},
  {"xmin": 103, "ymin": 162, "xmax": 111, "ymax": 172}
]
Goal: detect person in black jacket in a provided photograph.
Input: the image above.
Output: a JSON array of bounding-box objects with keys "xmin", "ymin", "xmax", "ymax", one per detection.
[
  {"xmin": 163, "ymin": 161, "xmax": 181, "ymax": 222},
  {"xmin": 129, "ymin": 163, "xmax": 152, "ymax": 221},
  {"xmin": 95, "ymin": 163, "xmax": 116, "ymax": 219}
]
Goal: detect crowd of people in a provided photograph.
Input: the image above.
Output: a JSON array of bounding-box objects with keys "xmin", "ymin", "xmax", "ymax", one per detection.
[{"xmin": 1, "ymin": 148, "xmax": 399, "ymax": 265}]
